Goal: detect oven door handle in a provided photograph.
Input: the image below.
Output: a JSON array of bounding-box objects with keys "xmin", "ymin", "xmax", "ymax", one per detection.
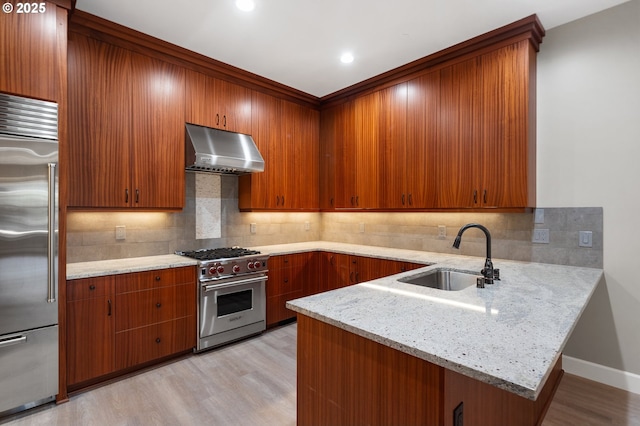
[{"xmin": 203, "ymin": 275, "xmax": 268, "ymax": 293}]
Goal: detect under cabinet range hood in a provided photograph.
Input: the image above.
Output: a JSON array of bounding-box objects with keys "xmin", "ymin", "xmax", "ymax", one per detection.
[{"xmin": 185, "ymin": 123, "xmax": 264, "ymax": 175}]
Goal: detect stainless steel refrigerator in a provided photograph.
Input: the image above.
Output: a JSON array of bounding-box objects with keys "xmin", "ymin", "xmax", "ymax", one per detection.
[{"xmin": 0, "ymin": 93, "xmax": 59, "ymax": 415}]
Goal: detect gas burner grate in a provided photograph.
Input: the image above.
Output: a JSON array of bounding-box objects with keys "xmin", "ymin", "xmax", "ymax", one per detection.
[{"xmin": 176, "ymin": 247, "xmax": 261, "ymax": 261}]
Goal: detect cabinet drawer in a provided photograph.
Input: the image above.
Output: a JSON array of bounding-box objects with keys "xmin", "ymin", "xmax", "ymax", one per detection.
[
  {"xmin": 67, "ymin": 276, "xmax": 114, "ymax": 301},
  {"xmin": 115, "ymin": 317, "xmax": 195, "ymax": 370},
  {"xmin": 115, "ymin": 282, "xmax": 195, "ymax": 332},
  {"xmin": 116, "ymin": 266, "xmax": 195, "ymax": 293}
]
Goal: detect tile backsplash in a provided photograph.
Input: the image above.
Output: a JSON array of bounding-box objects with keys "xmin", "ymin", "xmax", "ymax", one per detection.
[{"xmin": 67, "ymin": 174, "xmax": 602, "ymax": 268}]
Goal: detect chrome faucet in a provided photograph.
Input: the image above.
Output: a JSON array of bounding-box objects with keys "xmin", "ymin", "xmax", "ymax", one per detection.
[{"xmin": 452, "ymin": 223, "xmax": 500, "ymax": 287}]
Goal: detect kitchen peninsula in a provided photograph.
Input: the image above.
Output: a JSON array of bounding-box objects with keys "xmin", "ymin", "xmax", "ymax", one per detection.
[{"xmin": 283, "ymin": 243, "xmax": 602, "ymax": 426}]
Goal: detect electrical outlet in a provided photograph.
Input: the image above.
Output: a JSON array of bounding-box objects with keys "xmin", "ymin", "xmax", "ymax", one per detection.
[
  {"xmin": 532, "ymin": 228, "xmax": 550, "ymax": 244},
  {"xmin": 579, "ymin": 231, "xmax": 593, "ymax": 248},
  {"xmin": 534, "ymin": 208, "xmax": 545, "ymax": 224},
  {"xmin": 438, "ymin": 225, "xmax": 446, "ymax": 239},
  {"xmin": 358, "ymin": 223, "xmax": 365, "ymax": 233},
  {"xmin": 250, "ymin": 223, "xmax": 257, "ymax": 234},
  {"xmin": 115, "ymin": 225, "xmax": 126, "ymax": 240},
  {"xmin": 305, "ymin": 221, "xmax": 310, "ymax": 231}
]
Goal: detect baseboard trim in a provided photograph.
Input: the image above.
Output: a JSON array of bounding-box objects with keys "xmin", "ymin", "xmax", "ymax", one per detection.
[{"xmin": 563, "ymin": 355, "xmax": 640, "ymax": 396}]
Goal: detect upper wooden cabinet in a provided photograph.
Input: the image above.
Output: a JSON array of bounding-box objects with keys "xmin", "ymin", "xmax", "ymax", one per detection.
[
  {"xmin": 68, "ymin": 34, "xmax": 185, "ymax": 209},
  {"xmin": 185, "ymin": 70, "xmax": 251, "ymax": 134},
  {"xmin": 321, "ymin": 37, "xmax": 537, "ymax": 211},
  {"xmin": 0, "ymin": 1, "xmax": 65, "ymax": 102},
  {"xmin": 239, "ymin": 91, "xmax": 319, "ymax": 211}
]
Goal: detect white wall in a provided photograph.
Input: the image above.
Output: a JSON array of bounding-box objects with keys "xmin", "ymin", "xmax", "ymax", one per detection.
[{"xmin": 537, "ymin": 0, "xmax": 640, "ymax": 378}]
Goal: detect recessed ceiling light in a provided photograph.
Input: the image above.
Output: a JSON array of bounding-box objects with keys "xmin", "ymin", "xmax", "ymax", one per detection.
[
  {"xmin": 340, "ymin": 53, "xmax": 354, "ymax": 64},
  {"xmin": 236, "ymin": 0, "xmax": 255, "ymax": 12}
]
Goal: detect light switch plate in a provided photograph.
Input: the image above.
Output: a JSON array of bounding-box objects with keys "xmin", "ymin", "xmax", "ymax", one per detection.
[
  {"xmin": 250, "ymin": 223, "xmax": 257, "ymax": 234},
  {"xmin": 358, "ymin": 223, "xmax": 365, "ymax": 233},
  {"xmin": 532, "ymin": 229, "xmax": 549, "ymax": 244},
  {"xmin": 579, "ymin": 231, "xmax": 593, "ymax": 248},
  {"xmin": 304, "ymin": 221, "xmax": 310, "ymax": 231},
  {"xmin": 438, "ymin": 225, "xmax": 446, "ymax": 239}
]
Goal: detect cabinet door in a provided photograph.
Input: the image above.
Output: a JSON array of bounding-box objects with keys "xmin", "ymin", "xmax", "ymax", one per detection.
[
  {"xmin": 319, "ymin": 107, "xmax": 339, "ymax": 210},
  {"xmin": 480, "ymin": 41, "xmax": 534, "ymax": 208},
  {"xmin": 354, "ymin": 92, "xmax": 380, "ymax": 209},
  {"xmin": 214, "ymin": 78, "xmax": 252, "ymax": 134},
  {"xmin": 437, "ymin": 58, "xmax": 482, "ymax": 208},
  {"xmin": 66, "ymin": 276, "xmax": 115, "ymax": 386},
  {"xmin": 0, "ymin": 1, "xmax": 58, "ymax": 101},
  {"xmin": 281, "ymin": 99, "xmax": 319, "ymax": 209},
  {"xmin": 379, "ymin": 83, "xmax": 408, "ymax": 209},
  {"xmin": 333, "ymin": 101, "xmax": 357, "ymax": 209},
  {"xmin": 130, "ymin": 52, "xmax": 185, "ymax": 209},
  {"xmin": 67, "ymin": 34, "xmax": 132, "ymax": 208},
  {"xmin": 407, "ymin": 71, "xmax": 440, "ymax": 208}
]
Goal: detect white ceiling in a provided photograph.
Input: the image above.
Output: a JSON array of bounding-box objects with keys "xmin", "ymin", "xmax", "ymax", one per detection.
[{"xmin": 75, "ymin": 0, "xmax": 629, "ymax": 98}]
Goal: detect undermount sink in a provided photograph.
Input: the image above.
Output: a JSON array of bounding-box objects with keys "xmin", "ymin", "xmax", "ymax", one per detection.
[{"xmin": 399, "ymin": 269, "xmax": 481, "ymax": 291}]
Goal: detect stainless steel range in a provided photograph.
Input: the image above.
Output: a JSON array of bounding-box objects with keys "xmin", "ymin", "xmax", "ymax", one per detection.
[{"xmin": 176, "ymin": 247, "xmax": 269, "ymax": 352}]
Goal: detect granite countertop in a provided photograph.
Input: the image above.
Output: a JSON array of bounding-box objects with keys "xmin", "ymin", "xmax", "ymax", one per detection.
[
  {"xmin": 67, "ymin": 241, "xmax": 602, "ymax": 401},
  {"xmin": 283, "ymin": 242, "xmax": 603, "ymax": 401},
  {"xmin": 66, "ymin": 254, "xmax": 198, "ymax": 279}
]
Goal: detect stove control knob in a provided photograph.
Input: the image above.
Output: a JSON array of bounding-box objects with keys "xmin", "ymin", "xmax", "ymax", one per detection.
[
  {"xmin": 208, "ymin": 267, "xmax": 217, "ymax": 275},
  {"xmin": 248, "ymin": 261, "xmax": 255, "ymax": 269},
  {"xmin": 217, "ymin": 266, "xmax": 225, "ymax": 274},
  {"xmin": 233, "ymin": 265, "xmax": 241, "ymax": 273}
]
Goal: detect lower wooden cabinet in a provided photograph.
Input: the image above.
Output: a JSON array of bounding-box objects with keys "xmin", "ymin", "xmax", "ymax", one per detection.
[
  {"xmin": 66, "ymin": 276, "xmax": 115, "ymax": 386},
  {"xmin": 66, "ymin": 266, "xmax": 196, "ymax": 389},
  {"xmin": 266, "ymin": 251, "xmax": 427, "ymax": 327}
]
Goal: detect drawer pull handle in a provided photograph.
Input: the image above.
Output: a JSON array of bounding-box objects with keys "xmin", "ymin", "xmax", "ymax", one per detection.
[
  {"xmin": 155, "ymin": 338, "xmax": 161, "ymax": 344},
  {"xmin": 89, "ymin": 285, "xmax": 96, "ymax": 290},
  {"xmin": 108, "ymin": 299, "xmax": 112, "ymax": 316},
  {"xmin": 155, "ymin": 276, "xmax": 161, "ymax": 281},
  {"xmin": 156, "ymin": 303, "xmax": 161, "ymax": 308}
]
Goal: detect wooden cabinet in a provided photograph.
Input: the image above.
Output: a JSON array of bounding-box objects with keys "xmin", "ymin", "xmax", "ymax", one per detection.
[
  {"xmin": 437, "ymin": 41, "xmax": 536, "ymax": 209},
  {"xmin": 66, "ymin": 267, "xmax": 196, "ymax": 389},
  {"xmin": 334, "ymin": 93, "xmax": 380, "ymax": 209},
  {"xmin": 0, "ymin": 1, "xmax": 65, "ymax": 102},
  {"xmin": 66, "ymin": 276, "xmax": 115, "ymax": 386},
  {"xmin": 239, "ymin": 92, "xmax": 319, "ymax": 211},
  {"xmin": 266, "ymin": 252, "xmax": 315, "ymax": 326},
  {"xmin": 185, "ymin": 70, "xmax": 251, "ymax": 134},
  {"xmin": 68, "ymin": 33, "xmax": 185, "ymax": 209},
  {"xmin": 114, "ymin": 267, "xmax": 196, "ymax": 370}
]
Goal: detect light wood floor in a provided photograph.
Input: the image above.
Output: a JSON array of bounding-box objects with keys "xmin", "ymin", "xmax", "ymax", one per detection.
[{"xmin": 2, "ymin": 322, "xmax": 639, "ymax": 425}]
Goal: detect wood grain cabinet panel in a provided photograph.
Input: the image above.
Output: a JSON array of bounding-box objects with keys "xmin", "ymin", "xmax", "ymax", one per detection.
[
  {"xmin": 66, "ymin": 276, "xmax": 115, "ymax": 386},
  {"xmin": 185, "ymin": 70, "xmax": 251, "ymax": 133},
  {"xmin": 68, "ymin": 33, "xmax": 185, "ymax": 209},
  {"xmin": 0, "ymin": 1, "xmax": 60, "ymax": 101},
  {"xmin": 267, "ymin": 253, "xmax": 315, "ymax": 326},
  {"xmin": 239, "ymin": 92, "xmax": 319, "ymax": 211}
]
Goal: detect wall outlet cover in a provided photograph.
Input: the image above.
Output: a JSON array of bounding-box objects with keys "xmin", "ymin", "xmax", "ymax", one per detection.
[
  {"xmin": 115, "ymin": 225, "xmax": 126, "ymax": 240},
  {"xmin": 250, "ymin": 223, "xmax": 257, "ymax": 234},
  {"xmin": 534, "ymin": 208, "xmax": 545, "ymax": 224},
  {"xmin": 532, "ymin": 228, "xmax": 550, "ymax": 244},
  {"xmin": 438, "ymin": 225, "xmax": 446, "ymax": 239},
  {"xmin": 579, "ymin": 231, "xmax": 593, "ymax": 248}
]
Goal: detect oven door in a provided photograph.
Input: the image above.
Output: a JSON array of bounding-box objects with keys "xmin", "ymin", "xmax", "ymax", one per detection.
[{"xmin": 200, "ymin": 273, "xmax": 266, "ymax": 338}]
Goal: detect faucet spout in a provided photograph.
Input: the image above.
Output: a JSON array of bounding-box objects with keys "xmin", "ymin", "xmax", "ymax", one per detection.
[{"xmin": 452, "ymin": 223, "xmax": 499, "ymax": 285}]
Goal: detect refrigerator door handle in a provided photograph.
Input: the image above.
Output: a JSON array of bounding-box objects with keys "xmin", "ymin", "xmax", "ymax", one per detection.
[
  {"xmin": 0, "ymin": 335, "xmax": 27, "ymax": 349},
  {"xmin": 47, "ymin": 163, "xmax": 57, "ymax": 304}
]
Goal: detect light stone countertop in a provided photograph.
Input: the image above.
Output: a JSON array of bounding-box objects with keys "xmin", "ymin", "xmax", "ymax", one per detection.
[
  {"xmin": 280, "ymin": 242, "xmax": 603, "ymax": 401},
  {"xmin": 66, "ymin": 254, "xmax": 198, "ymax": 279},
  {"xmin": 66, "ymin": 241, "xmax": 602, "ymax": 401}
]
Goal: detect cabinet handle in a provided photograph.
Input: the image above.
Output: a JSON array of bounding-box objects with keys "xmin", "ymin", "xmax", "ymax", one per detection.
[
  {"xmin": 355, "ymin": 272, "xmax": 359, "ymax": 283},
  {"xmin": 356, "ymin": 196, "xmax": 359, "ymax": 206},
  {"xmin": 281, "ymin": 196, "xmax": 284, "ymax": 206},
  {"xmin": 402, "ymin": 194, "xmax": 405, "ymax": 205},
  {"xmin": 473, "ymin": 190, "xmax": 478, "ymax": 204},
  {"xmin": 125, "ymin": 188, "xmax": 129, "ymax": 204},
  {"xmin": 350, "ymin": 196, "xmax": 355, "ymax": 206},
  {"xmin": 156, "ymin": 338, "xmax": 161, "ymax": 344},
  {"xmin": 108, "ymin": 299, "xmax": 112, "ymax": 316},
  {"xmin": 483, "ymin": 189, "xmax": 487, "ymax": 204},
  {"xmin": 156, "ymin": 302, "xmax": 161, "ymax": 308},
  {"xmin": 223, "ymin": 115, "xmax": 227, "ymax": 128},
  {"xmin": 216, "ymin": 113, "xmax": 220, "ymax": 126},
  {"xmin": 350, "ymin": 271, "xmax": 354, "ymax": 283},
  {"xmin": 89, "ymin": 285, "xmax": 96, "ymax": 290},
  {"xmin": 284, "ymin": 278, "xmax": 288, "ymax": 283},
  {"xmin": 408, "ymin": 194, "xmax": 413, "ymax": 206},
  {"xmin": 329, "ymin": 255, "xmax": 334, "ymax": 266},
  {"xmin": 155, "ymin": 276, "xmax": 161, "ymax": 281},
  {"xmin": 276, "ymin": 195, "xmax": 280, "ymax": 206},
  {"xmin": 135, "ymin": 189, "xmax": 140, "ymax": 204},
  {"xmin": 330, "ymin": 197, "xmax": 334, "ymax": 207}
]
